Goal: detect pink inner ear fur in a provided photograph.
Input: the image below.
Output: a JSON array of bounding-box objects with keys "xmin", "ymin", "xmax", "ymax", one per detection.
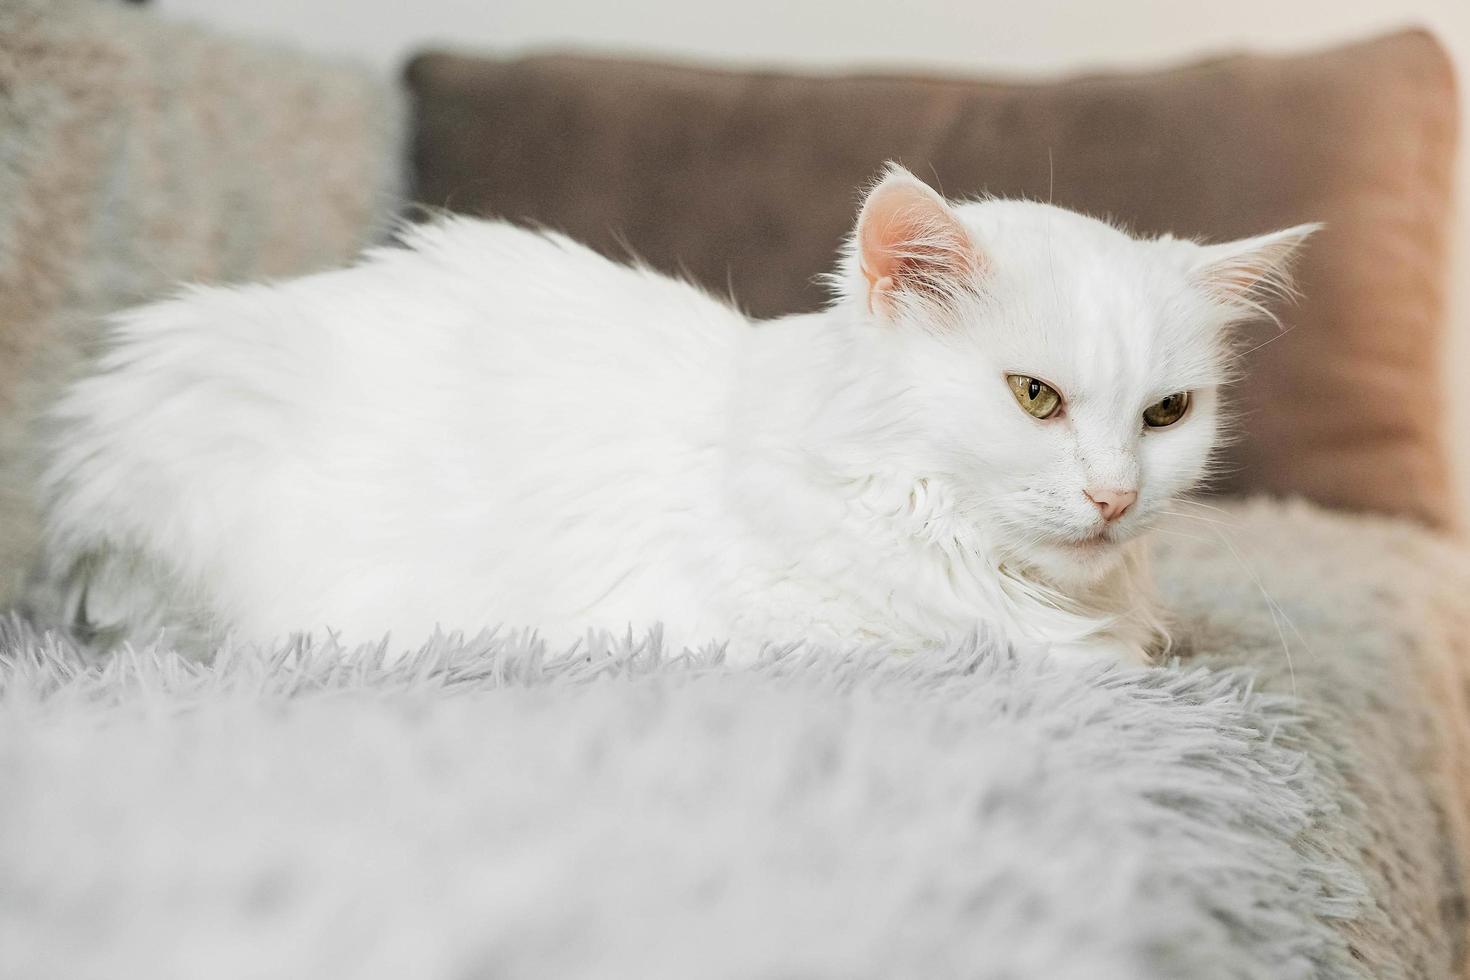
[
  {"xmin": 857, "ymin": 173, "xmax": 979, "ymax": 316},
  {"xmin": 1192, "ymin": 224, "xmax": 1321, "ymax": 316}
]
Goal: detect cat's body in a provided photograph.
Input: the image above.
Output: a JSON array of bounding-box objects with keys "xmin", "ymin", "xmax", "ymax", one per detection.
[{"xmin": 38, "ymin": 168, "xmax": 1314, "ymax": 663}]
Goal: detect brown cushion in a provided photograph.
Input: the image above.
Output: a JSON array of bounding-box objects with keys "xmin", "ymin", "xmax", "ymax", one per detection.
[
  {"xmin": 405, "ymin": 31, "xmax": 1459, "ymax": 528},
  {"xmin": 0, "ymin": 0, "xmax": 404, "ymax": 605}
]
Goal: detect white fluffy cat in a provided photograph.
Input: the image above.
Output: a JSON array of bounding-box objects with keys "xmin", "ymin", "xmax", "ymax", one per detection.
[{"xmin": 38, "ymin": 165, "xmax": 1315, "ymax": 664}]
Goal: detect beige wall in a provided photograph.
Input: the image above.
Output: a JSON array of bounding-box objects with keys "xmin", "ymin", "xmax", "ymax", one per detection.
[{"xmin": 161, "ymin": 0, "xmax": 1470, "ymax": 524}]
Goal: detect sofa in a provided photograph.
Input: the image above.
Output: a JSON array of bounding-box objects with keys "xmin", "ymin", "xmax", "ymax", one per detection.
[{"xmin": 2, "ymin": 2, "xmax": 1468, "ymax": 977}]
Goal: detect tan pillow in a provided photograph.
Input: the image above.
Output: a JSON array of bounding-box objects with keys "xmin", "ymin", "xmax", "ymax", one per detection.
[{"xmin": 406, "ymin": 30, "xmax": 1459, "ymax": 528}]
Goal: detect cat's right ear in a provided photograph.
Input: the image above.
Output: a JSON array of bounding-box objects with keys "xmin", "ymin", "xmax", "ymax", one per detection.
[{"xmin": 852, "ymin": 164, "xmax": 982, "ymax": 322}]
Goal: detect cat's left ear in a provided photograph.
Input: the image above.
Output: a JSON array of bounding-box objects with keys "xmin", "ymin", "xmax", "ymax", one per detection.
[
  {"xmin": 1189, "ymin": 223, "xmax": 1322, "ymax": 317},
  {"xmin": 852, "ymin": 164, "xmax": 983, "ymax": 321}
]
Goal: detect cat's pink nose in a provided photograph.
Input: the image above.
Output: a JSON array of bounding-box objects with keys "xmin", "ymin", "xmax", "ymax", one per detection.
[{"xmin": 1085, "ymin": 487, "xmax": 1137, "ymax": 523}]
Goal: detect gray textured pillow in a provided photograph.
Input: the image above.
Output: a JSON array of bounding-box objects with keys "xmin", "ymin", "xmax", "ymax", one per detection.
[{"xmin": 0, "ymin": 0, "xmax": 405, "ymax": 606}]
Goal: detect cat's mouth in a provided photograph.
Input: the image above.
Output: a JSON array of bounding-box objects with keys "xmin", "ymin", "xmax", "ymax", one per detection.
[
  {"xmin": 1052, "ymin": 536, "xmax": 1116, "ymax": 563},
  {"xmin": 1049, "ymin": 523, "xmax": 1133, "ymax": 557},
  {"xmin": 1061, "ymin": 522, "xmax": 1116, "ymax": 544}
]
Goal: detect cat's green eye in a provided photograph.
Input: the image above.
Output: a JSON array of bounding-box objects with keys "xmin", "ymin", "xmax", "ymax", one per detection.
[
  {"xmin": 1007, "ymin": 375, "xmax": 1063, "ymax": 420},
  {"xmin": 1143, "ymin": 391, "xmax": 1191, "ymax": 428}
]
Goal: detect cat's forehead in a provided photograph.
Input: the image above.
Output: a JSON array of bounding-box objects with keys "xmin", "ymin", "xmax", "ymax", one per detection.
[{"xmin": 956, "ymin": 201, "xmax": 1223, "ymax": 398}]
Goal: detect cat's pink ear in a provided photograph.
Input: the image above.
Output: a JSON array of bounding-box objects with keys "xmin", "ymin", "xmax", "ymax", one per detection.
[
  {"xmin": 855, "ymin": 165, "xmax": 981, "ymax": 319},
  {"xmin": 1190, "ymin": 224, "xmax": 1321, "ymax": 317}
]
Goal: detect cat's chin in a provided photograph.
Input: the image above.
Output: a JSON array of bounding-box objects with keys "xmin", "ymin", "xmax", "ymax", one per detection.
[{"xmin": 1025, "ymin": 534, "xmax": 1131, "ymax": 590}]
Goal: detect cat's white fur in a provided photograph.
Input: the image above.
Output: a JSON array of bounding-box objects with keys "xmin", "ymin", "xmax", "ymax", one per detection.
[{"xmin": 38, "ymin": 166, "xmax": 1315, "ymax": 664}]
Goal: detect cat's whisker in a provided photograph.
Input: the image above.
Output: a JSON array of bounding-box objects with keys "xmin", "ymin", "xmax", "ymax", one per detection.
[
  {"xmin": 1223, "ymin": 324, "xmax": 1296, "ymax": 366},
  {"xmin": 1137, "ymin": 523, "xmax": 1214, "ymax": 545},
  {"xmin": 1162, "ymin": 506, "xmax": 1245, "ymax": 532},
  {"xmin": 1169, "ymin": 497, "xmax": 1242, "ymax": 521},
  {"xmin": 1156, "ymin": 509, "xmax": 1238, "ymax": 529},
  {"xmin": 1198, "ymin": 523, "xmax": 1307, "ymax": 699},
  {"xmin": 1172, "ymin": 496, "xmax": 1232, "ymax": 512},
  {"xmin": 1146, "ymin": 503, "xmax": 1306, "ymax": 696}
]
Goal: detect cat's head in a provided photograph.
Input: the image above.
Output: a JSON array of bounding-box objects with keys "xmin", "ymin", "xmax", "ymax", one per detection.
[{"xmin": 837, "ymin": 164, "xmax": 1317, "ymax": 589}]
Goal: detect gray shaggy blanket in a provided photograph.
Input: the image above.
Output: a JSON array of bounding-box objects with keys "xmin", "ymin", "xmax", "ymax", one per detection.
[{"xmin": 3, "ymin": 500, "xmax": 1470, "ymax": 980}]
